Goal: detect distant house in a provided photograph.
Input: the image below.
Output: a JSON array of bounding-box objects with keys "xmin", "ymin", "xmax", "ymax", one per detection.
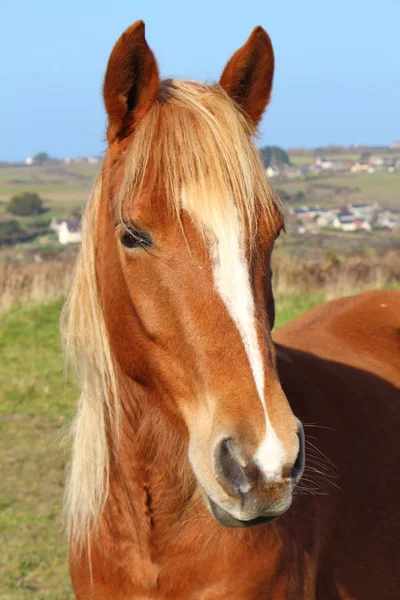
[
  {"xmin": 266, "ymin": 166, "xmax": 280, "ymax": 178},
  {"xmin": 329, "ymin": 161, "xmax": 346, "ymax": 171},
  {"xmin": 294, "ymin": 206, "xmax": 321, "ymax": 221},
  {"xmin": 64, "ymin": 157, "xmax": 85, "ymax": 165},
  {"xmin": 314, "ymin": 157, "xmax": 333, "ymax": 170},
  {"xmin": 375, "ymin": 211, "xmax": 399, "ymax": 230},
  {"xmin": 333, "ymin": 212, "xmax": 371, "ymax": 232},
  {"xmin": 342, "ymin": 161, "xmax": 354, "ymax": 170},
  {"xmin": 25, "ymin": 156, "xmax": 34, "ymax": 166},
  {"xmin": 350, "ymin": 162, "xmax": 371, "ymax": 173},
  {"xmin": 316, "ymin": 209, "xmax": 336, "ymax": 227},
  {"xmin": 58, "ymin": 219, "xmax": 81, "ymax": 244},
  {"xmin": 369, "ymin": 156, "xmax": 384, "ymax": 168},
  {"xmin": 49, "ymin": 218, "xmax": 64, "ymax": 233},
  {"xmin": 281, "ymin": 166, "xmax": 302, "ymax": 179},
  {"xmin": 347, "ymin": 203, "xmax": 377, "ymax": 219},
  {"xmin": 50, "ymin": 217, "xmax": 81, "ymax": 244},
  {"xmin": 333, "ymin": 211, "xmax": 353, "ymax": 227}
]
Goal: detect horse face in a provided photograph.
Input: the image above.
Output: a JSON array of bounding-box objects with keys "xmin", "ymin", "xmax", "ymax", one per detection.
[{"xmin": 98, "ymin": 21, "xmax": 304, "ymax": 527}]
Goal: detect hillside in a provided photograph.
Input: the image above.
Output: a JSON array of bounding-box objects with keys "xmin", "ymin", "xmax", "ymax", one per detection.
[{"xmin": 0, "ymin": 157, "xmax": 398, "ymax": 263}]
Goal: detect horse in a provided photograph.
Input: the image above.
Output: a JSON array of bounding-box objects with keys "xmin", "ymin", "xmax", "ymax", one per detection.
[{"xmin": 63, "ymin": 20, "xmax": 400, "ymax": 599}]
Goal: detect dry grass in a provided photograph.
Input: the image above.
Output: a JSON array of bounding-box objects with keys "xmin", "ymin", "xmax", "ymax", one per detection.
[
  {"xmin": 0, "ymin": 260, "xmax": 74, "ymax": 312},
  {"xmin": 271, "ymin": 251, "xmax": 400, "ymax": 299},
  {"xmin": 1, "ymin": 250, "xmax": 399, "ymax": 313}
]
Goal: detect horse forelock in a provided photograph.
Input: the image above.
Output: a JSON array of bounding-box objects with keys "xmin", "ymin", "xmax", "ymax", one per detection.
[{"xmin": 118, "ymin": 79, "xmax": 281, "ymax": 244}]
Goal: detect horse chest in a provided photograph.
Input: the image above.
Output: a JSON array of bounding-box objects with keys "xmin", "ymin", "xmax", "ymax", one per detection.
[{"xmin": 73, "ymin": 527, "xmax": 310, "ymax": 600}]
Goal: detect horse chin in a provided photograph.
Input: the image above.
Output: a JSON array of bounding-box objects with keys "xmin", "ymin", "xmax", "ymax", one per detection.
[{"xmin": 206, "ymin": 496, "xmax": 279, "ymax": 528}]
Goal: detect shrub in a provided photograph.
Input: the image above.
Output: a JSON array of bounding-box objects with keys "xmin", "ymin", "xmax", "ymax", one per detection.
[
  {"xmin": 260, "ymin": 146, "xmax": 290, "ymax": 168},
  {"xmin": 6, "ymin": 192, "xmax": 43, "ymax": 216},
  {"xmin": 33, "ymin": 152, "xmax": 49, "ymax": 165},
  {"xmin": 0, "ymin": 220, "xmax": 23, "ymax": 244},
  {"xmin": 294, "ymin": 191, "xmax": 306, "ymax": 201}
]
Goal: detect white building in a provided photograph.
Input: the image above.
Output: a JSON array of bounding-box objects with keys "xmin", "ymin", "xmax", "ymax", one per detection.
[
  {"xmin": 58, "ymin": 219, "xmax": 82, "ymax": 245},
  {"xmin": 333, "ymin": 212, "xmax": 371, "ymax": 232},
  {"xmin": 49, "ymin": 218, "xmax": 64, "ymax": 233},
  {"xmin": 376, "ymin": 212, "xmax": 399, "ymax": 230},
  {"xmin": 266, "ymin": 166, "xmax": 280, "ymax": 178},
  {"xmin": 314, "ymin": 157, "xmax": 333, "ymax": 170},
  {"xmin": 315, "ymin": 210, "xmax": 336, "ymax": 228},
  {"xmin": 347, "ymin": 203, "xmax": 377, "ymax": 219}
]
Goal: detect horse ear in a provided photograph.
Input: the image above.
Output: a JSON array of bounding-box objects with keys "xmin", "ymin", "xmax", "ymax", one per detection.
[
  {"xmin": 219, "ymin": 26, "xmax": 274, "ymax": 128},
  {"xmin": 103, "ymin": 21, "xmax": 160, "ymax": 142}
]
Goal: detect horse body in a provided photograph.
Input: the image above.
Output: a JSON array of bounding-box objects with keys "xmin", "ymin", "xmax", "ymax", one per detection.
[
  {"xmin": 276, "ymin": 290, "xmax": 400, "ymax": 599},
  {"xmin": 70, "ymin": 290, "xmax": 400, "ymax": 599},
  {"xmin": 65, "ymin": 20, "xmax": 400, "ymax": 599}
]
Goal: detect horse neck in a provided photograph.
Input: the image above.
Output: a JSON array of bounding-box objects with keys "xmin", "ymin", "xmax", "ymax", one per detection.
[
  {"xmin": 99, "ymin": 369, "xmax": 292, "ymax": 571},
  {"xmin": 104, "ymin": 369, "xmax": 197, "ymax": 542}
]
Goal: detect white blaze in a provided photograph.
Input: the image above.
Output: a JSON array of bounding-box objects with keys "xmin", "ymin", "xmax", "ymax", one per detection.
[{"xmin": 208, "ymin": 207, "xmax": 285, "ymax": 479}]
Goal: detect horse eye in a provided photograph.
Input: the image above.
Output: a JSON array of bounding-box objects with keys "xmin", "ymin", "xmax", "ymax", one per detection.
[{"xmin": 120, "ymin": 228, "xmax": 152, "ymax": 249}]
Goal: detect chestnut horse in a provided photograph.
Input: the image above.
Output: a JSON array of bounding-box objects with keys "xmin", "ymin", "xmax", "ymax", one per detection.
[{"xmin": 63, "ymin": 21, "xmax": 400, "ymax": 599}]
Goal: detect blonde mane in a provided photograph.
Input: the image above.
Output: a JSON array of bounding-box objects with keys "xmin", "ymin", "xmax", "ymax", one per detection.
[{"xmin": 62, "ymin": 79, "xmax": 280, "ymax": 548}]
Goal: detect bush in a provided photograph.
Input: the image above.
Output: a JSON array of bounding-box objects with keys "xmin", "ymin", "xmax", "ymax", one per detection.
[
  {"xmin": 0, "ymin": 220, "xmax": 22, "ymax": 244},
  {"xmin": 33, "ymin": 152, "xmax": 49, "ymax": 165},
  {"xmin": 260, "ymin": 146, "xmax": 290, "ymax": 168},
  {"xmin": 294, "ymin": 191, "xmax": 306, "ymax": 201},
  {"xmin": 6, "ymin": 192, "xmax": 43, "ymax": 216}
]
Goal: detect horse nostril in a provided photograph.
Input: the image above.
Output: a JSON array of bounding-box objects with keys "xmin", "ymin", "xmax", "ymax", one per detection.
[
  {"xmin": 214, "ymin": 438, "xmax": 250, "ymax": 496},
  {"xmin": 290, "ymin": 424, "xmax": 305, "ymax": 482}
]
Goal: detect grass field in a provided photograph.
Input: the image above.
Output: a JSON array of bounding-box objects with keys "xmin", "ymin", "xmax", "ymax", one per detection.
[
  {"xmin": 289, "ymin": 153, "xmax": 360, "ymax": 165},
  {"xmin": 1, "ymin": 161, "xmax": 399, "ymax": 215},
  {"xmin": 0, "ymin": 293, "xmax": 324, "ymax": 598},
  {"xmin": 0, "ymin": 301, "xmax": 76, "ymax": 600},
  {"xmin": 0, "ymin": 162, "xmax": 398, "ymax": 265},
  {"xmin": 289, "ymin": 152, "xmax": 400, "ymax": 166},
  {"xmin": 0, "ymin": 164, "xmax": 99, "ymax": 211},
  {"xmin": 276, "ymin": 170, "xmax": 400, "ymax": 211}
]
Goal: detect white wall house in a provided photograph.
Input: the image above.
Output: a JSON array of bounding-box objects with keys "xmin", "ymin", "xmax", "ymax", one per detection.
[
  {"xmin": 376, "ymin": 214, "xmax": 399, "ymax": 230},
  {"xmin": 332, "ymin": 214, "xmax": 371, "ymax": 232},
  {"xmin": 58, "ymin": 220, "xmax": 82, "ymax": 245},
  {"xmin": 348, "ymin": 203, "xmax": 377, "ymax": 219},
  {"xmin": 49, "ymin": 218, "xmax": 64, "ymax": 233},
  {"xmin": 266, "ymin": 166, "xmax": 280, "ymax": 178}
]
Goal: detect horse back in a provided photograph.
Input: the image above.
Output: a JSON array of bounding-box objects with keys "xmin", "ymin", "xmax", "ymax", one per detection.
[
  {"xmin": 274, "ymin": 290, "xmax": 400, "ymax": 599},
  {"xmin": 275, "ymin": 289, "xmax": 400, "ymax": 382}
]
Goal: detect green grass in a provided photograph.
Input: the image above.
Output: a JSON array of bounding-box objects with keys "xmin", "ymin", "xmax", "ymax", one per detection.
[
  {"xmin": 274, "ymin": 292, "xmax": 325, "ymax": 329},
  {"xmin": 0, "ymin": 292, "xmax": 350, "ymax": 597},
  {"xmin": 0, "ymin": 164, "xmax": 99, "ymax": 218},
  {"xmin": 289, "ymin": 152, "xmax": 400, "ymax": 166},
  {"xmin": 328, "ymin": 170, "xmax": 400, "ymax": 193},
  {"xmin": 0, "ymin": 301, "xmax": 76, "ymax": 599},
  {"xmin": 275, "ymin": 169, "xmax": 400, "ymax": 213},
  {"xmin": 0, "ymin": 163, "xmax": 98, "ymax": 261},
  {"xmin": 289, "ymin": 153, "xmax": 361, "ymax": 165}
]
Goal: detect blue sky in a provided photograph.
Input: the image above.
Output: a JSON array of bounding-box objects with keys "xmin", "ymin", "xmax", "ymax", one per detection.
[{"xmin": 1, "ymin": 0, "xmax": 399, "ymax": 160}]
